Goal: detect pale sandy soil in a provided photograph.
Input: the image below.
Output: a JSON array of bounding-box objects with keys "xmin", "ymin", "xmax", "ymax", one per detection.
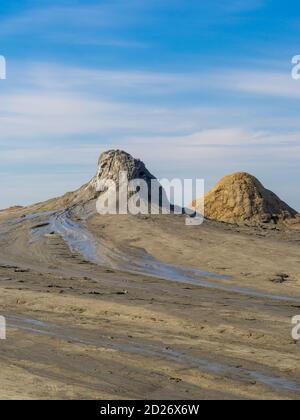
[{"xmin": 0, "ymin": 206, "xmax": 299, "ymax": 400}]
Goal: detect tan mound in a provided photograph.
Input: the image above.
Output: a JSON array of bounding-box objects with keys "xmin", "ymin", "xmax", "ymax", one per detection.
[{"xmin": 192, "ymin": 172, "xmax": 297, "ymax": 225}]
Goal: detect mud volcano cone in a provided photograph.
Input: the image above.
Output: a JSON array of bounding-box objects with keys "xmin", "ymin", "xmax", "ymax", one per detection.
[{"xmin": 193, "ymin": 172, "xmax": 297, "ymax": 225}]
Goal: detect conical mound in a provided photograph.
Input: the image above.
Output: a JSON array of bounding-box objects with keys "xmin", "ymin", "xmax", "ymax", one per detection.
[
  {"xmin": 194, "ymin": 172, "xmax": 297, "ymax": 225},
  {"xmin": 96, "ymin": 150, "xmax": 156, "ymax": 185},
  {"xmin": 27, "ymin": 150, "xmax": 169, "ymax": 214}
]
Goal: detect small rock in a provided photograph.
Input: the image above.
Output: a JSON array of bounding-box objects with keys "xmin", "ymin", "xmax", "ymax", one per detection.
[
  {"xmin": 116, "ymin": 290, "xmax": 128, "ymax": 295},
  {"xmin": 271, "ymin": 273, "xmax": 289, "ymax": 284},
  {"xmin": 169, "ymin": 377, "xmax": 182, "ymax": 383},
  {"xmin": 276, "ymin": 273, "xmax": 289, "ymax": 279}
]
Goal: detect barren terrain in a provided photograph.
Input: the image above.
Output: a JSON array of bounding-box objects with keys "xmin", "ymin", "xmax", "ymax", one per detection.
[{"xmin": 0, "ymin": 204, "xmax": 299, "ymax": 400}]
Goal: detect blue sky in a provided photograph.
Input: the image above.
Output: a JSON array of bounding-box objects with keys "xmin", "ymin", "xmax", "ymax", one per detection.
[{"xmin": 0, "ymin": 0, "xmax": 299, "ymax": 210}]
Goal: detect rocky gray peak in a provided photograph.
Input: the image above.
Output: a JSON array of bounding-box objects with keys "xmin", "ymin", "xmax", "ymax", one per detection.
[
  {"xmin": 48, "ymin": 150, "xmax": 173, "ymax": 214},
  {"xmin": 91, "ymin": 149, "xmax": 172, "ymax": 213},
  {"xmin": 96, "ymin": 150, "xmax": 156, "ymax": 185}
]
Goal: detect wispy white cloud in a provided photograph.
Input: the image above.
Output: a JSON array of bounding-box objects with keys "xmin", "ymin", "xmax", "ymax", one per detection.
[
  {"xmin": 1, "ymin": 128, "xmax": 298, "ymax": 165},
  {"xmin": 18, "ymin": 62, "xmax": 300, "ymax": 100},
  {"xmin": 0, "ymin": 0, "xmax": 186, "ymax": 38},
  {"xmin": 52, "ymin": 33, "xmax": 149, "ymax": 49},
  {"xmin": 11, "ymin": 62, "xmax": 200, "ymax": 93},
  {"xmin": 0, "ymin": 90, "xmax": 218, "ymax": 141},
  {"xmin": 0, "ymin": 144, "xmax": 107, "ymax": 166},
  {"xmin": 223, "ymin": 70, "xmax": 300, "ymax": 99},
  {"xmin": 0, "ymin": 0, "xmax": 267, "ymax": 44},
  {"xmin": 1, "ymin": 62, "xmax": 299, "ymax": 144},
  {"xmin": 79, "ymin": 67, "xmax": 300, "ymax": 100},
  {"xmin": 124, "ymin": 128, "xmax": 300, "ymax": 162}
]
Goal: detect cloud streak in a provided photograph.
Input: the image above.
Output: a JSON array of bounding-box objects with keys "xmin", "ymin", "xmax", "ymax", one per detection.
[
  {"xmin": 1, "ymin": 62, "xmax": 299, "ymax": 144},
  {"xmin": 6, "ymin": 61, "xmax": 300, "ymax": 100}
]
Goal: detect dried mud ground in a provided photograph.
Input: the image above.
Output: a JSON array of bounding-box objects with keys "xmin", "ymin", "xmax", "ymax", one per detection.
[{"xmin": 0, "ymin": 208, "xmax": 299, "ymax": 400}]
